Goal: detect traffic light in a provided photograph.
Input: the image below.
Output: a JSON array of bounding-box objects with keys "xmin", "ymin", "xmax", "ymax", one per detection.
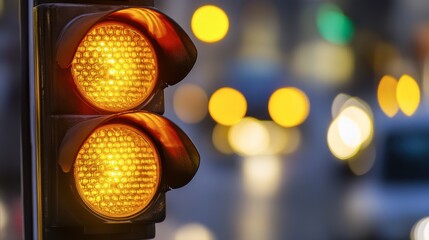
[{"xmin": 31, "ymin": 1, "xmax": 199, "ymax": 239}]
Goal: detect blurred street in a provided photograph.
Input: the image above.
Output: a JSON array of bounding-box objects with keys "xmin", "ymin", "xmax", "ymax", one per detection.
[{"xmin": 3, "ymin": 0, "xmax": 429, "ymax": 239}]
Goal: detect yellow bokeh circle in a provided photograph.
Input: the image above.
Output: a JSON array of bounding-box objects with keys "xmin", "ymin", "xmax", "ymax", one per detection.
[
  {"xmin": 397, "ymin": 74, "xmax": 420, "ymax": 116},
  {"xmin": 208, "ymin": 87, "xmax": 247, "ymax": 126},
  {"xmin": 191, "ymin": 5, "xmax": 229, "ymax": 43},
  {"xmin": 377, "ymin": 75, "xmax": 399, "ymax": 117},
  {"xmin": 268, "ymin": 87, "xmax": 310, "ymax": 127}
]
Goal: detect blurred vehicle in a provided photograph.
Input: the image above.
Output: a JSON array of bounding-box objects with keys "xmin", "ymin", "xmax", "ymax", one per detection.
[{"xmin": 344, "ymin": 115, "xmax": 429, "ymax": 240}]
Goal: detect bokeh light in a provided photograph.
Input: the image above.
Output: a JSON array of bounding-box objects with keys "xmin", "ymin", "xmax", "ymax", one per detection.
[
  {"xmin": 327, "ymin": 117, "xmax": 360, "ymax": 160},
  {"xmin": 268, "ymin": 87, "xmax": 310, "ymax": 127},
  {"xmin": 292, "ymin": 41, "xmax": 354, "ymax": 85},
  {"xmin": 331, "ymin": 93, "xmax": 351, "ymax": 118},
  {"xmin": 212, "ymin": 124, "xmax": 234, "ymax": 155},
  {"xmin": 316, "ymin": 3, "xmax": 354, "ymax": 45},
  {"xmin": 0, "ymin": 0, "xmax": 3, "ymax": 17},
  {"xmin": 262, "ymin": 121, "xmax": 301, "ymax": 155},
  {"xmin": 238, "ymin": 2, "xmax": 281, "ymax": 63},
  {"xmin": 0, "ymin": 198, "xmax": 7, "ymax": 236},
  {"xmin": 341, "ymin": 106, "xmax": 373, "ymax": 148},
  {"xmin": 191, "ymin": 5, "xmax": 229, "ymax": 43},
  {"xmin": 377, "ymin": 75, "xmax": 399, "ymax": 117},
  {"xmin": 348, "ymin": 145, "xmax": 376, "ymax": 176},
  {"xmin": 173, "ymin": 84, "xmax": 208, "ymax": 124},
  {"xmin": 337, "ymin": 114, "xmax": 362, "ymax": 148},
  {"xmin": 209, "ymin": 87, "xmax": 247, "ymax": 126},
  {"xmin": 242, "ymin": 156, "xmax": 282, "ymax": 197},
  {"xmin": 327, "ymin": 98, "xmax": 374, "ymax": 160},
  {"xmin": 175, "ymin": 223, "xmax": 216, "ymax": 240},
  {"xmin": 228, "ymin": 118, "xmax": 270, "ymax": 156},
  {"xmin": 423, "ymin": 60, "xmax": 429, "ymax": 102},
  {"xmin": 411, "ymin": 217, "xmax": 429, "ymax": 240},
  {"xmin": 373, "ymin": 42, "xmax": 400, "ymax": 74},
  {"xmin": 397, "ymin": 74, "xmax": 420, "ymax": 116}
]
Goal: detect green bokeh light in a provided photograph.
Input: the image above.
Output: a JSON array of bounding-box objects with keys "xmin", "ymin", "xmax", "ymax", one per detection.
[{"xmin": 317, "ymin": 3, "xmax": 354, "ymax": 44}]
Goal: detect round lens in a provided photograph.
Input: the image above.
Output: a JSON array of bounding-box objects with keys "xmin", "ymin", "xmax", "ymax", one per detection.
[
  {"xmin": 73, "ymin": 123, "xmax": 161, "ymax": 219},
  {"xmin": 71, "ymin": 22, "xmax": 158, "ymax": 112}
]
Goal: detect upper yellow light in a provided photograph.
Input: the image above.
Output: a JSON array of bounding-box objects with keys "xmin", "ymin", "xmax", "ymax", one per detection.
[
  {"xmin": 208, "ymin": 87, "xmax": 247, "ymax": 126},
  {"xmin": 377, "ymin": 75, "xmax": 399, "ymax": 117},
  {"xmin": 72, "ymin": 22, "xmax": 158, "ymax": 112},
  {"xmin": 191, "ymin": 5, "xmax": 229, "ymax": 43},
  {"xmin": 74, "ymin": 123, "xmax": 160, "ymax": 219},
  {"xmin": 397, "ymin": 74, "xmax": 420, "ymax": 116},
  {"xmin": 268, "ymin": 87, "xmax": 310, "ymax": 127}
]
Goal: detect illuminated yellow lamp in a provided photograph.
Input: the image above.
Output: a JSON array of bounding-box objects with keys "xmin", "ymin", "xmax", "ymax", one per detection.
[
  {"xmin": 348, "ymin": 145, "xmax": 376, "ymax": 176},
  {"xmin": 191, "ymin": 5, "xmax": 229, "ymax": 43},
  {"xmin": 292, "ymin": 40, "xmax": 354, "ymax": 85},
  {"xmin": 74, "ymin": 123, "xmax": 160, "ymax": 219},
  {"xmin": 340, "ymin": 106, "xmax": 374, "ymax": 148},
  {"xmin": 212, "ymin": 124, "xmax": 234, "ymax": 155},
  {"xmin": 228, "ymin": 117, "xmax": 270, "ymax": 156},
  {"xmin": 268, "ymin": 87, "xmax": 310, "ymax": 128},
  {"xmin": 262, "ymin": 121, "xmax": 301, "ymax": 155},
  {"xmin": 327, "ymin": 117, "xmax": 360, "ymax": 160},
  {"xmin": 397, "ymin": 74, "xmax": 421, "ymax": 116},
  {"xmin": 411, "ymin": 217, "xmax": 429, "ymax": 240},
  {"xmin": 208, "ymin": 87, "xmax": 247, "ymax": 126},
  {"xmin": 331, "ymin": 93, "xmax": 351, "ymax": 118},
  {"xmin": 242, "ymin": 156, "xmax": 282, "ymax": 197},
  {"xmin": 175, "ymin": 223, "xmax": 215, "ymax": 240},
  {"xmin": 377, "ymin": 75, "xmax": 399, "ymax": 117},
  {"xmin": 72, "ymin": 21, "xmax": 158, "ymax": 112},
  {"xmin": 173, "ymin": 84, "xmax": 208, "ymax": 124}
]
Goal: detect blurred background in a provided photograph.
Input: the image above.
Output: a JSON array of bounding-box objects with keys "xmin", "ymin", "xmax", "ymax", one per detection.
[{"xmin": 3, "ymin": 0, "xmax": 429, "ymax": 239}]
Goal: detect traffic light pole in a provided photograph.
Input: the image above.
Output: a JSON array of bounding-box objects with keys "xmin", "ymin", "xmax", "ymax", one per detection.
[{"xmin": 20, "ymin": 0, "xmax": 37, "ymax": 238}]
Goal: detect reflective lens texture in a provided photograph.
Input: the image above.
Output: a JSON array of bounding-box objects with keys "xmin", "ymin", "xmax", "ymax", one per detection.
[
  {"xmin": 74, "ymin": 124, "xmax": 160, "ymax": 219},
  {"xmin": 72, "ymin": 22, "xmax": 158, "ymax": 112}
]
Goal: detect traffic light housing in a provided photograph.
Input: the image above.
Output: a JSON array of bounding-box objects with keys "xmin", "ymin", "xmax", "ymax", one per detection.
[{"xmin": 32, "ymin": 1, "xmax": 199, "ymax": 239}]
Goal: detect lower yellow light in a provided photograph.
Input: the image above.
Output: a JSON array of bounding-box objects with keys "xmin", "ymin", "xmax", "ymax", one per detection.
[
  {"xmin": 74, "ymin": 124, "xmax": 160, "ymax": 219},
  {"xmin": 191, "ymin": 5, "xmax": 229, "ymax": 43},
  {"xmin": 268, "ymin": 87, "xmax": 310, "ymax": 127},
  {"xmin": 208, "ymin": 87, "xmax": 247, "ymax": 126},
  {"xmin": 397, "ymin": 74, "xmax": 420, "ymax": 116},
  {"xmin": 72, "ymin": 21, "xmax": 158, "ymax": 112},
  {"xmin": 377, "ymin": 75, "xmax": 399, "ymax": 117}
]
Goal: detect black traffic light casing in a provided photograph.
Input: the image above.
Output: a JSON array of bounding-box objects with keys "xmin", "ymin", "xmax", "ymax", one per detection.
[{"xmin": 32, "ymin": 1, "xmax": 198, "ymax": 239}]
